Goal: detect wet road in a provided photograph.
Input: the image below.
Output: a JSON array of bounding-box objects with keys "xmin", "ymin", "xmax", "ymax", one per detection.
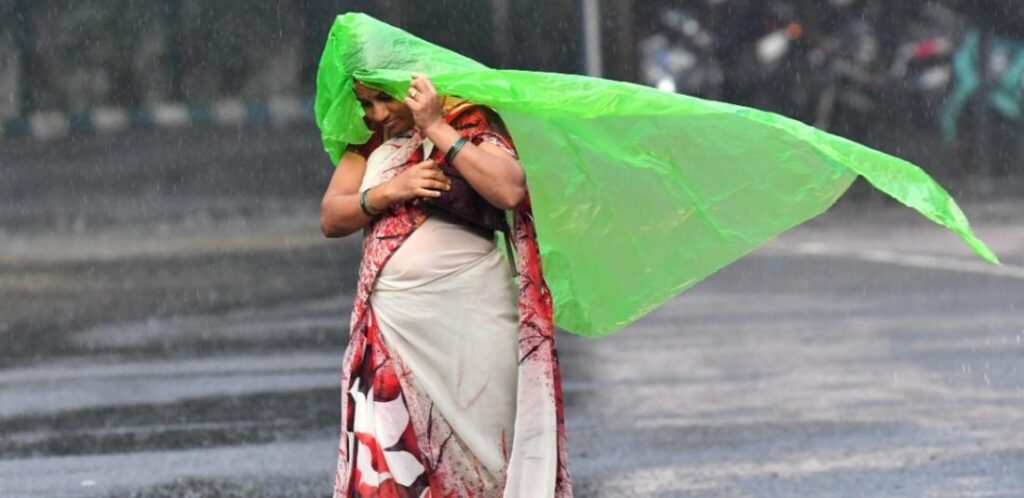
[{"xmin": 2, "ymin": 125, "xmax": 1023, "ymax": 497}]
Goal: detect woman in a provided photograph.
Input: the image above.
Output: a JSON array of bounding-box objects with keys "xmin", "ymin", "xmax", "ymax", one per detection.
[{"xmin": 320, "ymin": 73, "xmax": 572, "ymax": 497}]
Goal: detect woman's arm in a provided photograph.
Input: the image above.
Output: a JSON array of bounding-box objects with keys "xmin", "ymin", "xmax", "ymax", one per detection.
[
  {"xmin": 423, "ymin": 121, "xmax": 526, "ymax": 210},
  {"xmin": 320, "ymin": 151, "xmax": 452, "ymax": 238},
  {"xmin": 408, "ymin": 75, "xmax": 527, "ymax": 210},
  {"xmin": 319, "ymin": 151, "xmax": 377, "ymax": 238}
]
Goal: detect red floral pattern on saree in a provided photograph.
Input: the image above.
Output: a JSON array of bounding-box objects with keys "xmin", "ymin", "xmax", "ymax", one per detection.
[{"xmin": 333, "ymin": 106, "xmax": 572, "ymax": 497}]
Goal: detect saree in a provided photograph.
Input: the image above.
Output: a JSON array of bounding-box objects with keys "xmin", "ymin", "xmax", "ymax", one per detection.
[{"xmin": 333, "ymin": 105, "xmax": 572, "ymax": 497}]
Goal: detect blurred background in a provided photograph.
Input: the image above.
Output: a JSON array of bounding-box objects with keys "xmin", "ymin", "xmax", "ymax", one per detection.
[
  {"xmin": 3, "ymin": 0, "xmax": 1024, "ymax": 174},
  {"xmin": 2, "ymin": 1, "xmax": 1023, "ymax": 497}
]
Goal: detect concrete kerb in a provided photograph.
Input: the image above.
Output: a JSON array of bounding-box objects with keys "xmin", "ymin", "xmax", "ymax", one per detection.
[{"xmin": 0, "ymin": 96, "xmax": 315, "ymax": 140}]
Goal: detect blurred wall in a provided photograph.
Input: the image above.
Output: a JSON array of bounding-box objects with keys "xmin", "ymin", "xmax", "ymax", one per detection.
[
  {"xmin": 0, "ymin": 0, "xmax": 586, "ymax": 120},
  {"xmin": 2, "ymin": 0, "xmax": 1022, "ymax": 177}
]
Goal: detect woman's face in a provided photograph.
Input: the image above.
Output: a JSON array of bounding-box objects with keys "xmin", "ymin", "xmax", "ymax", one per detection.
[{"xmin": 355, "ymin": 81, "xmax": 414, "ymax": 134}]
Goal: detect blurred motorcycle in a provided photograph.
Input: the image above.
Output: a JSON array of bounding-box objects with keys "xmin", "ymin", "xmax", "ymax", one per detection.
[
  {"xmin": 751, "ymin": 9, "xmax": 811, "ymax": 119},
  {"xmin": 708, "ymin": 0, "xmax": 814, "ymax": 120},
  {"xmin": 639, "ymin": 6, "xmax": 724, "ymax": 99},
  {"xmin": 887, "ymin": 2, "xmax": 963, "ymax": 126},
  {"xmin": 810, "ymin": 4, "xmax": 885, "ymax": 140}
]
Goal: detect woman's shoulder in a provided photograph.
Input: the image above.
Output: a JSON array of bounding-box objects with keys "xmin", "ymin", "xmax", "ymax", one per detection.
[{"xmin": 447, "ymin": 102, "xmax": 511, "ymax": 140}]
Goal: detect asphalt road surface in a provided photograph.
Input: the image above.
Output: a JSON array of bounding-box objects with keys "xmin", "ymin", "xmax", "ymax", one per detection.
[{"xmin": 1, "ymin": 125, "xmax": 1022, "ymax": 497}]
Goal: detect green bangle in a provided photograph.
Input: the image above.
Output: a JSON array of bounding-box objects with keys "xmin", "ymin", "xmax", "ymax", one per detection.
[
  {"xmin": 445, "ymin": 136, "xmax": 469, "ymax": 164},
  {"xmin": 360, "ymin": 188, "xmax": 381, "ymax": 216}
]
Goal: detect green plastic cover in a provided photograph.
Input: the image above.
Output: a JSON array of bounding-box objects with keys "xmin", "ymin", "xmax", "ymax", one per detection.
[{"xmin": 315, "ymin": 13, "xmax": 998, "ymax": 337}]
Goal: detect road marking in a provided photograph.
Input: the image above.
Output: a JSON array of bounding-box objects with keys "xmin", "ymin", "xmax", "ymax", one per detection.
[
  {"xmin": 0, "ymin": 351, "xmax": 341, "ymax": 385},
  {"xmin": 792, "ymin": 242, "xmax": 1024, "ymax": 279},
  {"xmin": 0, "ymin": 228, "xmax": 337, "ymax": 264},
  {"xmin": 0, "ymin": 352, "xmax": 343, "ymax": 418}
]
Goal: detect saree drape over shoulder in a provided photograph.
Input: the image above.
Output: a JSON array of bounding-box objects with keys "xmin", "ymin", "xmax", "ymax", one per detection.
[{"xmin": 333, "ymin": 105, "xmax": 571, "ymax": 497}]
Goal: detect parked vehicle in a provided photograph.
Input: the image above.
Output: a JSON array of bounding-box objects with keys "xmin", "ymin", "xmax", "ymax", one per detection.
[
  {"xmin": 809, "ymin": 1, "xmax": 886, "ymax": 140},
  {"xmin": 639, "ymin": 6, "xmax": 724, "ymax": 99},
  {"xmin": 888, "ymin": 2, "xmax": 963, "ymax": 126}
]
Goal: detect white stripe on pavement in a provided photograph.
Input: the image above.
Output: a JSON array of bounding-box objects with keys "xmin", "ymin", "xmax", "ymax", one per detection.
[
  {"xmin": 0, "ymin": 352, "xmax": 341, "ymax": 418},
  {"xmin": 792, "ymin": 242, "xmax": 1024, "ymax": 279}
]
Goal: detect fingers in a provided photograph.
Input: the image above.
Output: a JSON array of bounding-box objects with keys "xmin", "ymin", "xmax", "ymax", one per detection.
[
  {"xmin": 413, "ymin": 160, "xmax": 449, "ymax": 180},
  {"xmin": 413, "ymin": 178, "xmax": 449, "ymax": 198},
  {"xmin": 422, "ymin": 179, "xmax": 450, "ymax": 192},
  {"xmin": 410, "ymin": 73, "xmax": 436, "ymax": 99},
  {"xmin": 405, "ymin": 91, "xmax": 425, "ymax": 111},
  {"xmin": 409, "ymin": 75, "xmax": 425, "ymax": 94},
  {"xmin": 415, "ymin": 188, "xmax": 443, "ymax": 198},
  {"xmin": 409, "ymin": 73, "xmax": 426, "ymax": 92},
  {"xmin": 405, "ymin": 78, "xmax": 428, "ymax": 110},
  {"xmin": 408, "ymin": 78, "xmax": 424, "ymax": 101},
  {"xmin": 416, "ymin": 174, "xmax": 450, "ymax": 190},
  {"xmin": 422, "ymin": 172, "xmax": 449, "ymax": 185},
  {"xmin": 402, "ymin": 160, "xmax": 451, "ymax": 195},
  {"xmin": 419, "ymin": 75, "xmax": 438, "ymax": 96},
  {"xmin": 409, "ymin": 73, "xmax": 443, "ymax": 131}
]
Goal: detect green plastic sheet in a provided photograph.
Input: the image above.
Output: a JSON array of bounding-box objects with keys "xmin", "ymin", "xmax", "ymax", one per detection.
[{"xmin": 315, "ymin": 13, "xmax": 998, "ymax": 337}]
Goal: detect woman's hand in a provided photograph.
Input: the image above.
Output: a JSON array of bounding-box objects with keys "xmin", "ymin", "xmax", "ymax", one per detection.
[
  {"xmin": 406, "ymin": 73, "xmax": 444, "ymax": 133},
  {"xmin": 405, "ymin": 72, "xmax": 526, "ymax": 210},
  {"xmin": 379, "ymin": 159, "xmax": 451, "ymax": 204}
]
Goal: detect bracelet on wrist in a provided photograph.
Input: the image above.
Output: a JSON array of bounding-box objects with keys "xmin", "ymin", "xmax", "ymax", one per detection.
[
  {"xmin": 360, "ymin": 188, "xmax": 383, "ymax": 217},
  {"xmin": 445, "ymin": 136, "xmax": 469, "ymax": 165}
]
